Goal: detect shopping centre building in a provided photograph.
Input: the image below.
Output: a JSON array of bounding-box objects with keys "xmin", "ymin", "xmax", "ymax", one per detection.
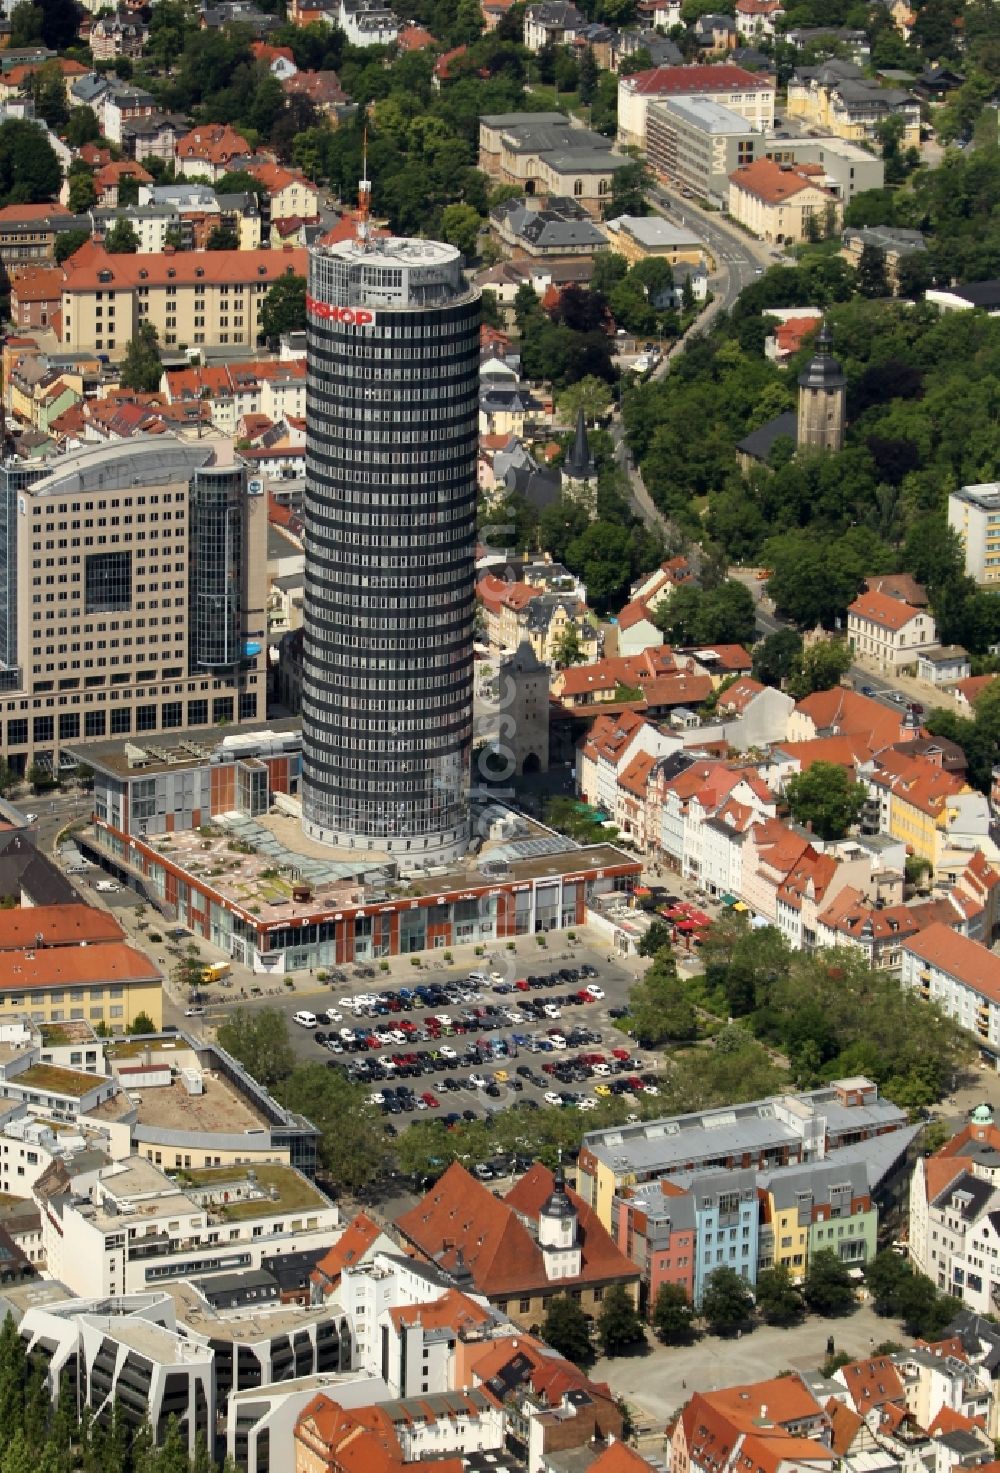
[{"xmin": 71, "ymin": 723, "xmax": 640, "ymax": 972}]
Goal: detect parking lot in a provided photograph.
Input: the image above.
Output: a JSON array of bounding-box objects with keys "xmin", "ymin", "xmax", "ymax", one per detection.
[{"xmin": 209, "ymin": 940, "xmax": 659, "ymax": 1138}]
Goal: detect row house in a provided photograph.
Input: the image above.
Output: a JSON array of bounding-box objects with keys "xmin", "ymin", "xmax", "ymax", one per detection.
[
  {"xmin": 832, "ymin": 1351, "xmax": 994, "ymax": 1471},
  {"xmin": 162, "ymin": 359, "xmax": 307, "ymax": 435},
  {"xmin": 786, "ymin": 685, "xmax": 910, "ymax": 747},
  {"xmin": 868, "ymin": 750, "xmax": 984, "ymax": 869},
  {"xmin": 669, "ymin": 1375, "xmax": 836, "ymax": 1473},
  {"xmin": 577, "ymin": 709, "xmax": 679, "ymax": 833},
  {"xmin": 651, "ymin": 760, "xmax": 774, "ymax": 878},
  {"xmin": 901, "ymin": 923, "xmax": 1000, "ymax": 1065},
  {"xmin": 817, "ymin": 875, "xmax": 983, "ymax": 971},
  {"xmin": 555, "ymin": 647, "xmax": 689, "ymax": 712}
]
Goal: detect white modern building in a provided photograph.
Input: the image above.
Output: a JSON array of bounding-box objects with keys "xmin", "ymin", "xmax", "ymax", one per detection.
[
  {"xmin": 38, "ymin": 1156, "xmax": 340, "ymax": 1297},
  {"xmin": 949, "ymin": 483, "xmax": 1000, "ymax": 586}
]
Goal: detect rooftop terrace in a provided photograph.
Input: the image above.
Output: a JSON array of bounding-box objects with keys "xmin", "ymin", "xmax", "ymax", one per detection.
[{"xmin": 178, "ymin": 1162, "xmax": 330, "ymax": 1220}]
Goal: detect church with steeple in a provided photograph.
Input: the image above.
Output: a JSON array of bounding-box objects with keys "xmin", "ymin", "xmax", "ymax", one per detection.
[
  {"xmin": 561, "ymin": 406, "xmax": 598, "ymax": 515},
  {"xmin": 736, "ymin": 322, "xmax": 847, "ymax": 474}
]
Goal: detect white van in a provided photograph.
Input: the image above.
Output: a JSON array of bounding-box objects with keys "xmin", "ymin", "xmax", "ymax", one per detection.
[
  {"xmin": 95, "ymin": 881, "xmax": 119, "ymax": 893},
  {"xmin": 293, "ymin": 1010, "xmax": 318, "ymax": 1028}
]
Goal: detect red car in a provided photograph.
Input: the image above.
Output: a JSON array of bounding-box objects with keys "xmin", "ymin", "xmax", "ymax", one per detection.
[
  {"xmin": 515, "ymin": 978, "xmax": 531, "ymax": 991},
  {"xmin": 612, "ymin": 1047, "xmax": 631, "ymax": 1061},
  {"xmin": 422, "ymin": 1091, "xmax": 440, "ymax": 1108}
]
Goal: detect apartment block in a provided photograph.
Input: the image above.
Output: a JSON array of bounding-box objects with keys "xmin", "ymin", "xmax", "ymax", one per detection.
[
  {"xmin": 577, "ymin": 1077, "xmax": 907, "ymax": 1229},
  {"xmin": 617, "ymin": 64, "xmax": 775, "ymax": 152},
  {"xmin": 949, "ymin": 483, "xmax": 1000, "ymax": 586},
  {"xmin": 39, "ymin": 1156, "xmax": 340, "ymax": 1297},
  {"xmin": 901, "ymin": 923, "xmax": 1000, "ymax": 1059},
  {"xmin": 647, "ymin": 96, "xmax": 761, "ymax": 202},
  {"xmin": 60, "ymin": 243, "xmax": 307, "ymax": 355},
  {"xmin": 0, "ymin": 435, "xmax": 266, "ymax": 774}
]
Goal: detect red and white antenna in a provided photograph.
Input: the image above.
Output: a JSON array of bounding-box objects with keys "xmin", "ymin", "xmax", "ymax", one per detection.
[{"xmin": 357, "ymin": 124, "xmax": 371, "ymax": 249}]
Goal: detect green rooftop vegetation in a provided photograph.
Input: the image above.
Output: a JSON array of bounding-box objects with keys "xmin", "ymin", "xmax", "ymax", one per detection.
[
  {"xmin": 18, "ymin": 1064, "xmax": 98, "ymax": 1098},
  {"xmin": 178, "ymin": 1162, "xmax": 326, "ymax": 1220}
]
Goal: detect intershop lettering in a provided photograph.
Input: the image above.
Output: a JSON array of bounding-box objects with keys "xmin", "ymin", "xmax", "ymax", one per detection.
[{"xmin": 306, "ymin": 295, "xmax": 375, "ymax": 327}]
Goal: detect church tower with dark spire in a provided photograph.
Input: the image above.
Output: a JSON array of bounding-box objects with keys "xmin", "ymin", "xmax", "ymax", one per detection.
[
  {"xmin": 796, "ymin": 322, "xmax": 847, "ymax": 453},
  {"xmin": 561, "ymin": 406, "xmax": 597, "ymax": 514}
]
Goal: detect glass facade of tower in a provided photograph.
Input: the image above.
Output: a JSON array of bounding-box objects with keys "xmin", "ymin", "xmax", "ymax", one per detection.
[
  {"xmin": 188, "ymin": 463, "xmax": 247, "ymax": 674},
  {"xmin": 302, "ymin": 238, "xmax": 479, "ymax": 863}
]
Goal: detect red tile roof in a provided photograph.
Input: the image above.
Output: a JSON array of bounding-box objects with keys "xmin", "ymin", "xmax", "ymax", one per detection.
[
  {"xmin": 0, "ymin": 904, "xmax": 124, "ymax": 950},
  {"xmin": 0, "ymin": 941, "xmax": 158, "ymax": 993},
  {"xmin": 617, "ymin": 597, "xmax": 656, "ymax": 631},
  {"xmin": 839, "ymin": 1356, "xmax": 905, "ymax": 1413},
  {"xmin": 731, "ymin": 157, "xmax": 833, "ymax": 203},
  {"xmin": 10, "ymin": 265, "xmax": 64, "ymax": 303},
  {"xmin": 956, "ymin": 674, "xmax": 998, "ymax": 706},
  {"xmin": 62, "ymin": 244, "xmax": 307, "ymax": 292},
  {"xmin": 176, "ymin": 124, "xmax": 251, "ymax": 166},
  {"xmin": 717, "ymin": 676, "xmax": 765, "ymax": 713},
  {"xmin": 395, "ymin": 1160, "xmax": 639, "ymax": 1297},
  {"xmin": 388, "ymin": 1287, "xmax": 492, "ymax": 1334},
  {"xmin": 903, "ymin": 922, "xmax": 1000, "ymax": 1002},
  {"xmin": 396, "ymin": 22, "xmax": 437, "ymax": 48},
  {"xmin": 623, "ymin": 63, "xmax": 774, "ymax": 95},
  {"xmin": 311, "ymin": 1211, "xmax": 384, "ymax": 1292},
  {"xmin": 848, "ymin": 588, "xmax": 926, "ymax": 632}
]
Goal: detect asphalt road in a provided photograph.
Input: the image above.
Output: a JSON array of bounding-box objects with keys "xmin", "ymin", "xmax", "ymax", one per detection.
[
  {"xmin": 8, "ymin": 792, "xmax": 93, "ymax": 855},
  {"xmin": 649, "ymin": 187, "xmax": 768, "ymax": 315}
]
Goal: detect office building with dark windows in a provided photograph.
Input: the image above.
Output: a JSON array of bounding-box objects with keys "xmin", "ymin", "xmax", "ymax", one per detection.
[
  {"xmin": 0, "ymin": 435, "xmax": 266, "ymax": 776},
  {"xmin": 302, "ymin": 234, "xmax": 480, "ymax": 869}
]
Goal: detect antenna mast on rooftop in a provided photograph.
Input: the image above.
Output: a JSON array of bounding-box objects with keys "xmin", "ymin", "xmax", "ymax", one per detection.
[{"xmin": 357, "ymin": 124, "xmax": 371, "ymax": 250}]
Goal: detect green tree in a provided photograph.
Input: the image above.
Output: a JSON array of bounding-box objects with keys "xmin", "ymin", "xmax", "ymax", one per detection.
[
  {"xmin": 637, "ymin": 919, "xmax": 673, "ymax": 958},
  {"xmin": 128, "ymin": 1012, "xmax": 157, "ymax": 1036},
  {"xmin": 803, "ymin": 1248, "xmax": 856, "ymax": 1316},
  {"xmin": 566, "ymin": 521, "xmax": 634, "ymax": 611},
  {"xmin": 540, "ymin": 1294, "xmax": 592, "ymax": 1364},
  {"xmin": 216, "ymin": 1006, "xmax": 295, "ymax": 1088},
  {"xmin": 67, "ymin": 173, "xmax": 97, "ymax": 214},
  {"xmin": 857, "ymin": 243, "xmax": 889, "ymax": 299},
  {"xmin": 283, "ymin": 1062, "xmax": 389, "ymax": 1194},
  {"xmin": 658, "ymin": 581, "xmax": 757, "ymax": 647},
  {"xmin": 30, "ymin": 63, "xmax": 68, "ymax": 132},
  {"xmin": 8, "ymin": 1, "xmax": 43, "ymax": 47},
  {"xmin": 172, "ymin": 943, "xmax": 205, "ymax": 996},
  {"xmin": 701, "ymin": 1266, "xmax": 755, "ymax": 1336},
  {"xmin": 0, "ymin": 120, "xmax": 61, "ymax": 206},
  {"xmin": 120, "ymin": 322, "xmax": 162, "ymax": 394},
  {"xmin": 578, "ymin": 46, "xmax": 600, "ymax": 104},
  {"xmin": 651, "ymin": 1281, "xmax": 695, "ymax": 1343},
  {"xmin": 597, "ymin": 1284, "xmax": 646, "ymax": 1356},
  {"xmin": 787, "ymin": 638, "xmax": 852, "ymax": 698},
  {"xmin": 591, "ymin": 251, "xmax": 629, "ymax": 297},
  {"xmin": 753, "ymin": 628, "xmax": 803, "ymax": 688},
  {"xmin": 440, "ymin": 202, "xmax": 482, "ymax": 258},
  {"xmin": 784, "ymin": 762, "xmax": 867, "ymax": 841},
  {"xmin": 260, "ymin": 273, "xmax": 306, "ymax": 342},
  {"xmin": 558, "ymin": 375, "xmax": 613, "ymax": 425},
  {"xmin": 626, "ymin": 950, "xmax": 696, "ymax": 1044},
  {"xmin": 26, "ymin": 762, "xmax": 55, "ymax": 794},
  {"xmin": 755, "ymin": 1265, "xmax": 804, "ymax": 1326},
  {"xmin": 552, "ymin": 622, "xmax": 584, "ymax": 667},
  {"xmin": 118, "ymin": 175, "xmax": 140, "ymax": 209},
  {"xmin": 65, "ymin": 106, "xmax": 101, "ymax": 150},
  {"xmin": 604, "ymin": 160, "xmax": 650, "ymax": 219},
  {"xmin": 216, "ymin": 170, "xmax": 269, "ymax": 202},
  {"xmin": 54, "ymin": 228, "xmax": 90, "ymax": 264},
  {"xmin": 207, "ymin": 222, "xmax": 239, "ymax": 251},
  {"xmin": 104, "ymin": 219, "xmax": 139, "ymax": 255}
]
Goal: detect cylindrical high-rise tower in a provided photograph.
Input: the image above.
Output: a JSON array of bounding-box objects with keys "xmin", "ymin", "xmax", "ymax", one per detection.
[{"xmin": 302, "ymin": 234, "xmax": 479, "ymax": 865}]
